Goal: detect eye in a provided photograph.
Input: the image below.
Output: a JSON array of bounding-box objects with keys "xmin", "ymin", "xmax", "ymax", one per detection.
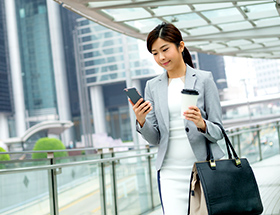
[
  {"xmin": 163, "ymin": 48, "xmax": 169, "ymax": 52},
  {"xmin": 152, "ymin": 53, "xmax": 158, "ymax": 56}
]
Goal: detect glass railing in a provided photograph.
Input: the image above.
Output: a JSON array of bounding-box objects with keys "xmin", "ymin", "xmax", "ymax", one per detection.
[
  {"xmin": 220, "ymin": 119, "xmax": 280, "ymax": 164},
  {"xmin": 0, "ymin": 145, "xmax": 159, "ymax": 215},
  {"xmin": 0, "ymin": 118, "xmax": 280, "ymax": 214}
]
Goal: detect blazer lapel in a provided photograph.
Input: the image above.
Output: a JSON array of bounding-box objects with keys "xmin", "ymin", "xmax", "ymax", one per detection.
[
  {"xmin": 184, "ymin": 65, "xmax": 197, "ymax": 89},
  {"xmin": 156, "ymin": 72, "xmax": 169, "ymax": 130}
]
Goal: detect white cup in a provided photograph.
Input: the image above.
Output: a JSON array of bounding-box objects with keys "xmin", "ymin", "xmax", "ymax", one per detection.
[{"xmin": 181, "ymin": 89, "xmax": 199, "ymax": 119}]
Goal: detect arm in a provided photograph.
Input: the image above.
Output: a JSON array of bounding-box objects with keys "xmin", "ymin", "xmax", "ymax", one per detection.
[
  {"xmin": 201, "ymin": 73, "xmax": 223, "ymax": 142},
  {"xmin": 184, "ymin": 72, "xmax": 223, "ymax": 142},
  {"xmin": 131, "ymin": 82, "xmax": 161, "ymax": 145}
]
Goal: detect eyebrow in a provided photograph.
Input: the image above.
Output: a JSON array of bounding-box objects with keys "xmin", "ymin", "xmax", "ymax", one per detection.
[{"xmin": 151, "ymin": 44, "xmax": 169, "ymax": 52}]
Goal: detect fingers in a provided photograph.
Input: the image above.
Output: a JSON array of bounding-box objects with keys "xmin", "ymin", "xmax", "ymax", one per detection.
[
  {"xmin": 183, "ymin": 106, "xmax": 201, "ymax": 121},
  {"xmin": 135, "ymin": 99, "xmax": 152, "ymax": 114},
  {"xmin": 183, "ymin": 106, "xmax": 206, "ymax": 130},
  {"xmin": 128, "ymin": 98, "xmax": 152, "ymax": 124}
]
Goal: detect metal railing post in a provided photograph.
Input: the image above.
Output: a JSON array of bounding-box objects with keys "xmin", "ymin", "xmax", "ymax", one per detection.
[
  {"xmin": 98, "ymin": 149, "xmax": 107, "ymax": 215},
  {"xmin": 110, "ymin": 148, "xmax": 118, "ymax": 215},
  {"xmin": 256, "ymin": 125, "xmax": 263, "ymax": 161},
  {"xmin": 47, "ymin": 152, "xmax": 59, "ymax": 215},
  {"xmin": 237, "ymin": 128, "xmax": 241, "ymax": 157},
  {"xmin": 146, "ymin": 145, "xmax": 154, "ymax": 210},
  {"xmin": 277, "ymin": 121, "xmax": 280, "ymax": 154}
]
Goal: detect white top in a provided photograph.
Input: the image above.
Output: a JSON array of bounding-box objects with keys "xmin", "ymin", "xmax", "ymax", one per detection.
[{"xmin": 162, "ymin": 77, "xmax": 196, "ymax": 168}]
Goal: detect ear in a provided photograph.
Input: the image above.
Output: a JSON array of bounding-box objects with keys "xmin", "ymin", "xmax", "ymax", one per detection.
[{"xmin": 179, "ymin": 41, "xmax": 185, "ymax": 52}]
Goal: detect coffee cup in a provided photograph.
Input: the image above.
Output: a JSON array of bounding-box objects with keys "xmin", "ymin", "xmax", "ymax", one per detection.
[{"xmin": 181, "ymin": 89, "xmax": 199, "ymax": 119}]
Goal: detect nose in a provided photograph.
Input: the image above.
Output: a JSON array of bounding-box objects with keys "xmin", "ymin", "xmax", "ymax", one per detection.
[{"xmin": 159, "ymin": 52, "xmax": 165, "ymax": 61}]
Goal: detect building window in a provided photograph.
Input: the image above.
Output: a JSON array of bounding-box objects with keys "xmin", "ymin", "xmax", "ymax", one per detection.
[
  {"xmin": 82, "ymin": 36, "xmax": 91, "ymax": 42},
  {"xmin": 81, "ymin": 28, "xmax": 90, "ymax": 34},
  {"xmin": 83, "ymin": 44, "xmax": 93, "ymax": 50},
  {"xmin": 79, "ymin": 20, "xmax": 89, "ymax": 26}
]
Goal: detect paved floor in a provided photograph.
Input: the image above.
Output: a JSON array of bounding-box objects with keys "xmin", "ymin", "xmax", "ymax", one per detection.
[{"xmin": 146, "ymin": 154, "xmax": 280, "ymax": 215}]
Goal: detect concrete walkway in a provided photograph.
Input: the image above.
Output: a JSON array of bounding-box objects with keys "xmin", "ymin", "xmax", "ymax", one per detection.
[{"xmin": 147, "ymin": 154, "xmax": 280, "ymax": 215}]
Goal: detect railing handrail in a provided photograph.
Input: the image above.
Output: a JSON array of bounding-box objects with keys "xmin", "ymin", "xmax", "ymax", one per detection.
[
  {"xmin": 0, "ymin": 144, "xmax": 150, "ymax": 155},
  {"xmin": 225, "ymin": 117, "xmax": 280, "ymax": 131},
  {"xmin": 0, "ymin": 151, "xmax": 157, "ymax": 174}
]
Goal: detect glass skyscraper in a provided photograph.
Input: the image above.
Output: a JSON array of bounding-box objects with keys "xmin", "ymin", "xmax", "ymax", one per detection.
[
  {"xmin": 15, "ymin": 0, "xmax": 57, "ymax": 120},
  {"xmin": 3, "ymin": 0, "xmax": 73, "ymax": 146},
  {"xmin": 0, "ymin": 0, "xmax": 12, "ymax": 114},
  {"xmin": 0, "ymin": 0, "xmax": 13, "ymax": 140}
]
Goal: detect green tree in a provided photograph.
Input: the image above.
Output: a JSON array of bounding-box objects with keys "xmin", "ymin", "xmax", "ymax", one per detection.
[
  {"xmin": 0, "ymin": 147, "xmax": 10, "ymax": 169},
  {"xmin": 32, "ymin": 138, "xmax": 68, "ymax": 159}
]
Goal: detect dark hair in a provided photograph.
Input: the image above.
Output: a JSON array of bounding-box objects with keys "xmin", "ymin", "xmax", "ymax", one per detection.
[{"xmin": 147, "ymin": 22, "xmax": 194, "ymax": 68}]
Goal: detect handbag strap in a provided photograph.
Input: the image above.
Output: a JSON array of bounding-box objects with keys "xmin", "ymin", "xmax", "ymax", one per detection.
[{"xmin": 206, "ymin": 122, "xmax": 241, "ymax": 169}]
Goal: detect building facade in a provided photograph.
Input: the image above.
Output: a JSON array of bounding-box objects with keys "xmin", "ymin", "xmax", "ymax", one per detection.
[
  {"xmin": 0, "ymin": 0, "xmax": 13, "ymax": 140},
  {"xmin": 3, "ymin": 0, "xmax": 73, "ymax": 146},
  {"xmin": 75, "ymin": 17, "xmax": 156, "ymax": 142},
  {"xmin": 2, "ymin": 0, "xmax": 228, "ymax": 147}
]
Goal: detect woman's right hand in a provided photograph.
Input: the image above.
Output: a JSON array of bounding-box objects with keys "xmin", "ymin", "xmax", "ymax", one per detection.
[{"xmin": 129, "ymin": 98, "xmax": 152, "ymax": 127}]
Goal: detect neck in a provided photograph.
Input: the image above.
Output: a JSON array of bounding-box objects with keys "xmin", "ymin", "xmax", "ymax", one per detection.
[{"xmin": 167, "ymin": 63, "xmax": 186, "ymax": 78}]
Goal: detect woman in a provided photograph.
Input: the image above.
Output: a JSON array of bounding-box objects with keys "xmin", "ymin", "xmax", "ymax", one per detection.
[{"xmin": 129, "ymin": 23, "xmax": 224, "ymax": 214}]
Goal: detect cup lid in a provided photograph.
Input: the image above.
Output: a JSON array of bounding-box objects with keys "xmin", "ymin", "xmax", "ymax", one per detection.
[{"xmin": 181, "ymin": 89, "xmax": 199, "ymax": 95}]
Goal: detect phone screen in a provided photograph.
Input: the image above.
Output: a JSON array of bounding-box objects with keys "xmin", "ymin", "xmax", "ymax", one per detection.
[{"xmin": 124, "ymin": 87, "xmax": 144, "ymax": 105}]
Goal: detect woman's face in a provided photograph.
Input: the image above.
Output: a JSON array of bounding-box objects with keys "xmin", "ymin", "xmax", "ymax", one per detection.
[{"xmin": 151, "ymin": 38, "xmax": 184, "ymax": 71}]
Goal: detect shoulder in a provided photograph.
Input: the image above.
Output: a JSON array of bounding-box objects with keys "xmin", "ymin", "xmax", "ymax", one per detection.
[
  {"xmin": 146, "ymin": 71, "xmax": 167, "ymax": 86},
  {"xmin": 188, "ymin": 65, "xmax": 213, "ymax": 81}
]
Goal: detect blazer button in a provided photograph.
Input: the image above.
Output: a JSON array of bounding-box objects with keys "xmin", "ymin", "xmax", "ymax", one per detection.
[{"xmin": 185, "ymin": 127, "xmax": 189, "ymax": 132}]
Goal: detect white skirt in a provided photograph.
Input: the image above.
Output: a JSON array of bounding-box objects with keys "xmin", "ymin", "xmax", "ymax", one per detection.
[{"xmin": 159, "ymin": 119, "xmax": 197, "ymax": 215}]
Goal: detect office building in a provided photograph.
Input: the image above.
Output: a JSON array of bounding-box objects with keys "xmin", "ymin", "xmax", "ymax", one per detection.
[
  {"xmin": 197, "ymin": 53, "xmax": 228, "ymax": 90},
  {"xmin": 4, "ymin": 0, "xmax": 73, "ymax": 146},
  {"xmin": 2, "ymin": 0, "xmax": 229, "ymax": 147},
  {"xmin": 0, "ymin": 0, "xmax": 13, "ymax": 140},
  {"xmin": 75, "ymin": 17, "xmax": 156, "ymax": 142}
]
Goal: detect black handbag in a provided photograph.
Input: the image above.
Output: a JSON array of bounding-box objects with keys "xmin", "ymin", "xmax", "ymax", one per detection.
[{"xmin": 188, "ymin": 123, "xmax": 263, "ymax": 215}]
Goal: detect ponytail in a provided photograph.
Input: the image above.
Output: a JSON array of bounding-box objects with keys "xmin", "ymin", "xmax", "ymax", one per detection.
[{"xmin": 182, "ymin": 47, "xmax": 194, "ymax": 68}]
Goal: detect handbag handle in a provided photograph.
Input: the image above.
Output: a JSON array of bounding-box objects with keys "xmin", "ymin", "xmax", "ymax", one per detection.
[{"xmin": 206, "ymin": 122, "xmax": 241, "ymax": 169}]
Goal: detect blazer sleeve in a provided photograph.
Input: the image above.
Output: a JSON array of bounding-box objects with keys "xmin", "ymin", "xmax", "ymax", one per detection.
[
  {"xmin": 136, "ymin": 81, "xmax": 160, "ymax": 145},
  {"xmin": 200, "ymin": 72, "xmax": 223, "ymax": 142}
]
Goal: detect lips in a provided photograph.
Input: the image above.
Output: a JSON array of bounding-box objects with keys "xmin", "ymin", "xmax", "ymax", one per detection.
[{"xmin": 162, "ymin": 61, "xmax": 170, "ymax": 66}]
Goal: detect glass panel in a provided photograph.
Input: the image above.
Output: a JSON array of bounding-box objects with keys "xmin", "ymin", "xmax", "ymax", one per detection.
[
  {"xmin": 202, "ymin": 8, "xmax": 244, "ymax": 24},
  {"xmin": 1, "ymin": 158, "xmax": 50, "ymax": 169},
  {"xmin": 226, "ymin": 39, "xmax": 252, "ymax": 46},
  {"xmin": 219, "ymin": 21, "xmax": 252, "ymax": 31},
  {"xmin": 164, "ymin": 13, "xmax": 201, "ymax": 23},
  {"xmin": 152, "ymin": 5, "xmax": 191, "ymax": 16},
  {"xmin": 239, "ymin": 128, "xmax": 260, "ymax": 163},
  {"xmin": 260, "ymin": 123, "xmax": 279, "ymax": 159},
  {"xmin": 0, "ymin": 170, "xmax": 50, "ymax": 215},
  {"xmin": 188, "ymin": 26, "xmax": 220, "ymax": 36},
  {"xmin": 88, "ymin": 1, "xmax": 131, "ymax": 9},
  {"xmin": 246, "ymin": 3, "xmax": 275, "ymax": 13},
  {"xmin": 115, "ymin": 152, "xmax": 152, "ymax": 214},
  {"xmin": 125, "ymin": 18, "xmax": 162, "ymax": 33},
  {"xmin": 54, "ymin": 152, "xmax": 100, "ymax": 164},
  {"xmin": 255, "ymin": 17, "xmax": 280, "ymax": 27},
  {"xmin": 193, "ymin": 3, "xmax": 233, "ymax": 11},
  {"xmin": 57, "ymin": 162, "xmax": 102, "ymax": 215},
  {"xmin": 237, "ymin": 1, "xmax": 269, "ymax": 6},
  {"xmin": 102, "ymin": 8, "xmax": 151, "ymax": 21},
  {"xmin": 150, "ymin": 147, "xmax": 160, "ymax": 207},
  {"xmin": 202, "ymin": 8, "xmax": 240, "ymax": 18}
]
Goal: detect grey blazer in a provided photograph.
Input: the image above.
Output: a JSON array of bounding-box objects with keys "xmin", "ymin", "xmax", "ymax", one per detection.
[{"xmin": 137, "ymin": 65, "xmax": 225, "ymax": 171}]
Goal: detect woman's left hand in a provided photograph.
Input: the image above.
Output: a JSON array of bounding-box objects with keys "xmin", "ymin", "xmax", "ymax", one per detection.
[{"xmin": 183, "ymin": 106, "xmax": 206, "ymax": 132}]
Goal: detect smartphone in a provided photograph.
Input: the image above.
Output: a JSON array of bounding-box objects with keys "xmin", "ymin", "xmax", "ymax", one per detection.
[{"xmin": 123, "ymin": 87, "xmax": 144, "ymax": 105}]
